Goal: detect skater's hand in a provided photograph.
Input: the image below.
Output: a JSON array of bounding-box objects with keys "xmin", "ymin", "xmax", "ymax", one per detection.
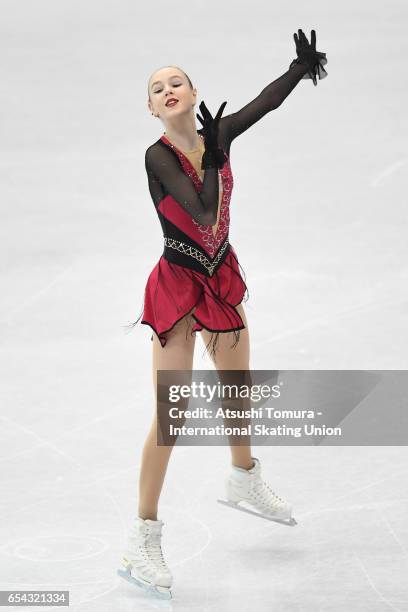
[
  {"xmin": 196, "ymin": 100, "xmax": 226, "ymax": 150},
  {"xmin": 196, "ymin": 101, "xmax": 228, "ymax": 169},
  {"xmin": 291, "ymin": 28, "xmax": 328, "ymax": 86}
]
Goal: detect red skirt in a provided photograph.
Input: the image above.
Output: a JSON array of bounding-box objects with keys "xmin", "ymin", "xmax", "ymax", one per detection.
[{"xmin": 124, "ymin": 245, "xmax": 249, "ymax": 357}]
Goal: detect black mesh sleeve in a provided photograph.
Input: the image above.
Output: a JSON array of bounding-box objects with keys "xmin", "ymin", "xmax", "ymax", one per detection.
[
  {"xmin": 145, "ymin": 143, "xmax": 219, "ymax": 226},
  {"xmin": 219, "ymin": 62, "xmax": 310, "ymax": 144}
]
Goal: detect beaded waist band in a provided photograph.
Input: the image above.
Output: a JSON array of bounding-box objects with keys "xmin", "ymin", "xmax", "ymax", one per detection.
[{"xmin": 163, "ymin": 235, "xmax": 230, "ymax": 277}]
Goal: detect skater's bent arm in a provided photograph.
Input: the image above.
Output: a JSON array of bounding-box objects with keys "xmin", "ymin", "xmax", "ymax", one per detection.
[
  {"xmin": 220, "ymin": 62, "xmax": 309, "ymax": 143},
  {"xmin": 145, "ymin": 146, "xmax": 219, "ymax": 226}
]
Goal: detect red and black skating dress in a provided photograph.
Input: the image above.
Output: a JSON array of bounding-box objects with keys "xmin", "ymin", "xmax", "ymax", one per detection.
[
  {"xmin": 125, "ymin": 62, "xmax": 315, "ymax": 355},
  {"xmin": 126, "ymin": 128, "xmax": 249, "ymax": 357}
]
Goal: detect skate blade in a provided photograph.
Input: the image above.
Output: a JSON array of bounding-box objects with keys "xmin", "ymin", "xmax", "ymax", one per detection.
[
  {"xmin": 217, "ymin": 498, "xmax": 297, "ymax": 526},
  {"xmin": 117, "ymin": 566, "xmax": 172, "ymax": 600}
]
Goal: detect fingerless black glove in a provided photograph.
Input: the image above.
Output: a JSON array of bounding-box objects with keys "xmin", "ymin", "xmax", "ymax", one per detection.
[{"xmin": 289, "ymin": 28, "xmax": 328, "ymax": 86}]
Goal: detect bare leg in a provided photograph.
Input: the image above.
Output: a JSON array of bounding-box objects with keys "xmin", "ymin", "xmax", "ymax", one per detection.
[
  {"xmin": 138, "ymin": 309, "xmax": 196, "ymax": 520},
  {"xmin": 200, "ymin": 303, "xmax": 253, "ymax": 470}
]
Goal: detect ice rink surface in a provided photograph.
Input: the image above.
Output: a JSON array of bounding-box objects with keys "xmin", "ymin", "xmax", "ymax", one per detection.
[{"xmin": 1, "ymin": 0, "xmax": 408, "ymax": 609}]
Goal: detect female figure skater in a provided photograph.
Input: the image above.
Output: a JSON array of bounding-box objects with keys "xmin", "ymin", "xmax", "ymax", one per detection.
[{"xmin": 119, "ymin": 29, "xmax": 327, "ymax": 599}]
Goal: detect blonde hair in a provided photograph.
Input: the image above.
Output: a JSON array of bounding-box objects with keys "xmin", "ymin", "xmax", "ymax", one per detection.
[{"xmin": 148, "ymin": 65, "xmax": 193, "ymax": 100}]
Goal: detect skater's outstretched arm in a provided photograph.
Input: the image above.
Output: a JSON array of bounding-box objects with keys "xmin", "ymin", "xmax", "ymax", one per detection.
[
  {"xmin": 219, "ymin": 63, "xmax": 309, "ymax": 142},
  {"xmin": 219, "ymin": 29, "xmax": 328, "ymax": 144}
]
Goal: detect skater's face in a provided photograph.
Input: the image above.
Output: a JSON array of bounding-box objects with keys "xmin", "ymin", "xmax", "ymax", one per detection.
[{"xmin": 148, "ymin": 67, "xmax": 197, "ymax": 123}]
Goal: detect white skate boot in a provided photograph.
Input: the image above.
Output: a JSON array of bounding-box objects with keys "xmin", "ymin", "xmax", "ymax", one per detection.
[
  {"xmin": 117, "ymin": 517, "xmax": 173, "ymax": 599},
  {"xmin": 217, "ymin": 457, "xmax": 297, "ymax": 526}
]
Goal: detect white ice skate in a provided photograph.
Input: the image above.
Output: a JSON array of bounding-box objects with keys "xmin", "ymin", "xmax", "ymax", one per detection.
[
  {"xmin": 117, "ymin": 517, "xmax": 173, "ymax": 600},
  {"xmin": 217, "ymin": 457, "xmax": 297, "ymax": 526}
]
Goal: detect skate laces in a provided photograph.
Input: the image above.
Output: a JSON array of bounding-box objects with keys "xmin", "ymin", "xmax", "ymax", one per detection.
[
  {"xmin": 252, "ymin": 478, "xmax": 286, "ymax": 508},
  {"xmin": 129, "ymin": 524, "xmax": 169, "ymax": 573},
  {"xmin": 145, "ymin": 532, "xmax": 168, "ymax": 569},
  {"xmin": 135, "ymin": 528, "xmax": 169, "ymax": 572}
]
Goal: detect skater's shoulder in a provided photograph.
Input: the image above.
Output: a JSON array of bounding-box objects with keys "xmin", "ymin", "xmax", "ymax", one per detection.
[
  {"xmin": 145, "ymin": 139, "xmax": 180, "ymax": 175},
  {"xmin": 146, "ymin": 136, "xmax": 170, "ymax": 153},
  {"xmin": 145, "ymin": 139, "xmax": 173, "ymax": 162}
]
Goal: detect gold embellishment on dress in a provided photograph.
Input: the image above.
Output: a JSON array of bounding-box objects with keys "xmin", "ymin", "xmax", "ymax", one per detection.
[
  {"xmin": 161, "ymin": 134, "xmax": 233, "ymax": 257},
  {"xmin": 192, "ymin": 170, "xmax": 232, "ymax": 256},
  {"xmin": 164, "ymin": 237, "xmax": 229, "ymax": 276}
]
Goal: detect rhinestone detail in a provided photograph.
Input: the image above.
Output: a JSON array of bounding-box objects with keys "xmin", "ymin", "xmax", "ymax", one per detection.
[{"xmin": 164, "ymin": 236, "xmax": 229, "ymax": 276}]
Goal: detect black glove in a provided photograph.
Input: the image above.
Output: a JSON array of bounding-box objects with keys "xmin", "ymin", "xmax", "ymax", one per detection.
[
  {"xmin": 196, "ymin": 100, "xmax": 228, "ymax": 170},
  {"xmin": 289, "ymin": 28, "xmax": 328, "ymax": 86}
]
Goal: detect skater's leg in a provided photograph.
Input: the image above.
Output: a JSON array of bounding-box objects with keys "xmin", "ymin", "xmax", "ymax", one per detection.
[
  {"xmin": 201, "ymin": 306, "xmax": 295, "ymax": 525},
  {"xmin": 119, "ymin": 314, "xmax": 197, "ymax": 598},
  {"xmin": 138, "ymin": 308, "xmax": 197, "ymax": 520},
  {"xmin": 200, "ymin": 303, "xmax": 253, "ymax": 470},
  {"xmin": 200, "ymin": 303, "xmax": 251, "ymax": 369}
]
